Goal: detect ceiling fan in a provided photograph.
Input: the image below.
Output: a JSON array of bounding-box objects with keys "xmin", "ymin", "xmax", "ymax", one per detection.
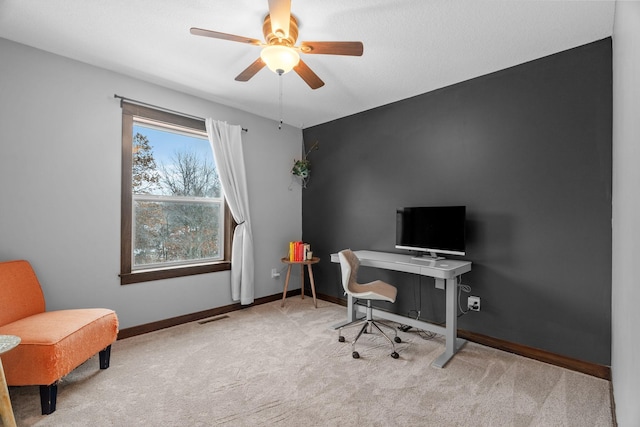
[{"xmin": 190, "ymin": 0, "xmax": 364, "ymax": 89}]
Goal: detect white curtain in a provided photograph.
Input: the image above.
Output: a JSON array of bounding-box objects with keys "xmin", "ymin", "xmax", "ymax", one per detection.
[{"xmin": 206, "ymin": 119, "xmax": 254, "ymax": 305}]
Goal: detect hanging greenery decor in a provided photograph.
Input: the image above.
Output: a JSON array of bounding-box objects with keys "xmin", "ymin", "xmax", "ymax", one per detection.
[
  {"xmin": 292, "ymin": 159, "xmax": 310, "ymax": 178},
  {"xmin": 291, "ymin": 140, "xmax": 319, "ymax": 188}
]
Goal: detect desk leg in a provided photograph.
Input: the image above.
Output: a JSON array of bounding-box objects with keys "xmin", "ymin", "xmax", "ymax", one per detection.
[
  {"xmin": 307, "ymin": 264, "xmax": 317, "ymax": 308},
  {"xmin": 432, "ymin": 277, "xmax": 467, "ymax": 368},
  {"xmin": 281, "ymin": 265, "xmax": 292, "ymax": 307},
  {"xmin": 0, "ymin": 358, "xmax": 17, "ymax": 427},
  {"xmin": 331, "ymin": 294, "xmax": 359, "ymax": 329},
  {"xmin": 347, "ymin": 294, "xmax": 356, "ymax": 322}
]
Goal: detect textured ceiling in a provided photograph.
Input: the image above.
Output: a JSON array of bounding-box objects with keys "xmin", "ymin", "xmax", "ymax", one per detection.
[{"xmin": 0, "ymin": 0, "xmax": 615, "ymax": 128}]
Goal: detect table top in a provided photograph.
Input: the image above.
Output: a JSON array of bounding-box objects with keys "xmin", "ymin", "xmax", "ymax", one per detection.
[
  {"xmin": 281, "ymin": 256, "xmax": 320, "ymax": 265},
  {"xmin": 0, "ymin": 335, "xmax": 20, "ymax": 355},
  {"xmin": 331, "ymin": 250, "xmax": 471, "ymax": 279}
]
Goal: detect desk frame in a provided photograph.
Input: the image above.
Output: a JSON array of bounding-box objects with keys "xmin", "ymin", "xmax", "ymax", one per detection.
[{"xmin": 331, "ymin": 250, "xmax": 471, "ymax": 368}]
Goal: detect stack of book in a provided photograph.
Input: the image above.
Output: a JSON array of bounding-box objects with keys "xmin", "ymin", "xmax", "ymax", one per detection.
[{"xmin": 289, "ymin": 241, "xmax": 311, "ymax": 262}]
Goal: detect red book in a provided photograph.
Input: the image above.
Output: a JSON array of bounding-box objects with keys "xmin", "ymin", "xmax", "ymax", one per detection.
[{"xmin": 296, "ymin": 241, "xmax": 303, "ymax": 261}]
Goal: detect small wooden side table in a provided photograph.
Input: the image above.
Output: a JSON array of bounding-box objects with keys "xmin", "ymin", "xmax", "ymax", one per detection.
[
  {"xmin": 280, "ymin": 257, "xmax": 320, "ymax": 308},
  {"xmin": 0, "ymin": 335, "xmax": 20, "ymax": 427}
]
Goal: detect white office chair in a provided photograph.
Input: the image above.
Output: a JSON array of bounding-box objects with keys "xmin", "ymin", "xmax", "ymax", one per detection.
[{"xmin": 337, "ymin": 249, "xmax": 401, "ymax": 359}]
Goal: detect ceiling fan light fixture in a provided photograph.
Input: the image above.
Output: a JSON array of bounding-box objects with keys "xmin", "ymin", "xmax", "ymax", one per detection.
[{"xmin": 260, "ymin": 45, "xmax": 300, "ymax": 75}]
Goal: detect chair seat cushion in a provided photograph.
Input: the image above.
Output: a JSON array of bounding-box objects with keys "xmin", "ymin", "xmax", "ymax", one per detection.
[
  {"xmin": 350, "ymin": 280, "xmax": 397, "ymax": 303},
  {"xmin": 0, "ymin": 308, "xmax": 118, "ymax": 385}
]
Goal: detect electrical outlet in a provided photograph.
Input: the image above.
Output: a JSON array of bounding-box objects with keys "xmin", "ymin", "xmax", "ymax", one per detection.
[
  {"xmin": 468, "ymin": 296, "xmax": 480, "ymax": 311},
  {"xmin": 271, "ymin": 268, "xmax": 280, "ymax": 279}
]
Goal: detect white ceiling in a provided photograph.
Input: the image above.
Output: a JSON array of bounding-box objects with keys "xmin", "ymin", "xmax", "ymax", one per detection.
[{"xmin": 0, "ymin": 0, "xmax": 615, "ymax": 128}]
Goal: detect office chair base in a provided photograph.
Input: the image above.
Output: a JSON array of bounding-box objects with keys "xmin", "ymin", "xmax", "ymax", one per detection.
[
  {"xmin": 339, "ymin": 318, "xmax": 400, "ymax": 359},
  {"xmin": 337, "ymin": 319, "xmax": 401, "ymax": 341},
  {"xmin": 352, "ymin": 350, "xmax": 397, "ymax": 359}
]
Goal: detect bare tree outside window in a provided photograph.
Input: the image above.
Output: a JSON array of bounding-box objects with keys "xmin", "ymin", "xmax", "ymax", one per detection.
[{"xmin": 132, "ymin": 128, "xmax": 224, "ymax": 268}]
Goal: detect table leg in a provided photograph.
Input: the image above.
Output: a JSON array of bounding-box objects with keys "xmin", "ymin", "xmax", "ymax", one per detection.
[
  {"xmin": 281, "ymin": 265, "xmax": 292, "ymax": 307},
  {"xmin": 300, "ymin": 265, "xmax": 305, "ymax": 300},
  {"xmin": 0, "ymin": 358, "xmax": 17, "ymax": 427},
  {"xmin": 307, "ymin": 264, "xmax": 317, "ymax": 308}
]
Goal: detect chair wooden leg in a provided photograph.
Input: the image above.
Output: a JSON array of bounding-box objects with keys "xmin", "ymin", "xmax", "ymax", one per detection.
[
  {"xmin": 39, "ymin": 382, "xmax": 57, "ymax": 415},
  {"xmin": 99, "ymin": 345, "xmax": 112, "ymax": 369}
]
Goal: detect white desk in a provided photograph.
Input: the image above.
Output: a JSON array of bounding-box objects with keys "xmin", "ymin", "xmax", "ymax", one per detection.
[{"xmin": 330, "ymin": 250, "xmax": 472, "ymax": 368}]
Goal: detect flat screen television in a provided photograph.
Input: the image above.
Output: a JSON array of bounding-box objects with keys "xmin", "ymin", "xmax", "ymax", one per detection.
[{"xmin": 395, "ymin": 206, "xmax": 466, "ymax": 260}]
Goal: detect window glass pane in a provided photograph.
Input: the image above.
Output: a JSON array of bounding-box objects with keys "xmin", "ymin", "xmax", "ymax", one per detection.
[
  {"xmin": 130, "ymin": 119, "xmax": 225, "ymax": 271},
  {"xmin": 133, "ymin": 199, "xmax": 224, "ymax": 268},
  {"xmin": 132, "ymin": 123, "xmax": 221, "ymax": 198}
]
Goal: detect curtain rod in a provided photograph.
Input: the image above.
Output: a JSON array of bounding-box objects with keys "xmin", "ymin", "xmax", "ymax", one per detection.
[{"xmin": 114, "ymin": 94, "xmax": 248, "ymax": 132}]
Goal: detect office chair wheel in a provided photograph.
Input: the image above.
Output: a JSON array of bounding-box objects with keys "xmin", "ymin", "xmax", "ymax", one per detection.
[
  {"xmin": 394, "ymin": 336, "xmax": 402, "ymax": 343},
  {"xmin": 352, "ymin": 351, "xmax": 360, "ymax": 359},
  {"xmin": 391, "ymin": 352, "xmax": 399, "ymax": 359},
  {"xmin": 338, "ymin": 335, "xmax": 345, "ymax": 343}
]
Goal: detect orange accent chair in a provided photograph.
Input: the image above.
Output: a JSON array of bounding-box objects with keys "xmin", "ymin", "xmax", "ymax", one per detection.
[{"xmin": 0, "ymin": 260, "xmax": 118, "ymax": 415}]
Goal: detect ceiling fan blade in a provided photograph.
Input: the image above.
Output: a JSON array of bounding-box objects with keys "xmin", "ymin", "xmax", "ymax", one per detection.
[
  {"xmin": 190, "ymin": 27, "xmax": 262, "ymax": 46},
  {"xmin": 268, "ymin": 0, "xmax": 291, "ymax": 39},
  {"xmin": 294, "ymin": 59, "xmax": 324, "ymax": 90},
  {"xmin": 299, "ymin": 41, "xmax": 364, "ymax": 56},
  {"xmin": 235, "ymin": 58, "xmax": 266, "ymax": 82}
]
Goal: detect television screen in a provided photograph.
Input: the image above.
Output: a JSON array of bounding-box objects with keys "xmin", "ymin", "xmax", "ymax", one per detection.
[{"xmin": 395, "ymin": 206, "xmax": 466, "ymax": 258}]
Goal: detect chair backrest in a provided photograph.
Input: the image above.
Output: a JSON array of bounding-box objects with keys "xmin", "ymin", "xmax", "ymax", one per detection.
[
  {"xmin": 338, "ymin": 249, "xmax": 367, "ymax": 295},
  {"xmin": 338, "ymin": 249, "xmax": 398, "ymax": 303},
  {"xmin": 0, "ymin": 260, "xmax": 46, "ymax": 326}
]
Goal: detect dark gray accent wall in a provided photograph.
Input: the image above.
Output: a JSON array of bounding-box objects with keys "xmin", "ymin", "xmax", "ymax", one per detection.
[{"xmin": 302, "ymin": 38, "xmax": 612, "ymax": 365}]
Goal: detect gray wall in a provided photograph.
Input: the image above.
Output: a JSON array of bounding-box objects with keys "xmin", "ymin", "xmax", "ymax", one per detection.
[
  {"xmin": 303, "ymin": 38, "xmax": 612, "ymax": 365},
  {"xmin": 0, "ymin": 38, "xmax": 303, "ymax": 329},
  {"xmin": 612, "ymin": 2, "xmax": 640, "ymax": 425}
]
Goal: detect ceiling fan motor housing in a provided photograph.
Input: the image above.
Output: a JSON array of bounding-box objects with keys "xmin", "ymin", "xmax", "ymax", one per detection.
[{"xmin": 263, "ymin": 14, "xmax": 298, "ymax": 47}]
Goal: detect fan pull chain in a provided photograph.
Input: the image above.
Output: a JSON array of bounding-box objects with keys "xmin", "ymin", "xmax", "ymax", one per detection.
[{"xmin": 278, "ymin": 72, "xmax": 283, "ymax": 130}]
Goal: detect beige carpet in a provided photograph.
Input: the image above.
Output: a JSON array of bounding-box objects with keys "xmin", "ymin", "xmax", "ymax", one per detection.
[{"xmin": 8, "ymin": 298, "xmax": 614, "ymax": 426}]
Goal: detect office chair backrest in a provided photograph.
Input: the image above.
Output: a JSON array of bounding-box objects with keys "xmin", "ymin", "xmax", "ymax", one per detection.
[
  {"xmin": 338, "ymin": 249, "xmax": 398, "ymax": 303},
  {"xmin": 338, "ymin": 249, "xmax": 357, "ymax": 295},
  {"xmin": 339, "ymin": 249, "xmax": 370, "ymax": 295}
]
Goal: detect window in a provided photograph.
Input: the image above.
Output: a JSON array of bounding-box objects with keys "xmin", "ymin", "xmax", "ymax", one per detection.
[{"xmin": 120, "ymin": 102, "xmax": 232, "ymax": 285}]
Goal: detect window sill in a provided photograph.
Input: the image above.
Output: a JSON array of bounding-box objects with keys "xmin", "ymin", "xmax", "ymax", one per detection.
[{"xmin": 120, "ymin": 261, "xmax": 231, "ymax": 285}]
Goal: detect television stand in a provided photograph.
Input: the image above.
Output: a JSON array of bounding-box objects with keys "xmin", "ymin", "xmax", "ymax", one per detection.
[{"xmin": 411, "ymin": 252, "xmax": 445, "ymax": 261}]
